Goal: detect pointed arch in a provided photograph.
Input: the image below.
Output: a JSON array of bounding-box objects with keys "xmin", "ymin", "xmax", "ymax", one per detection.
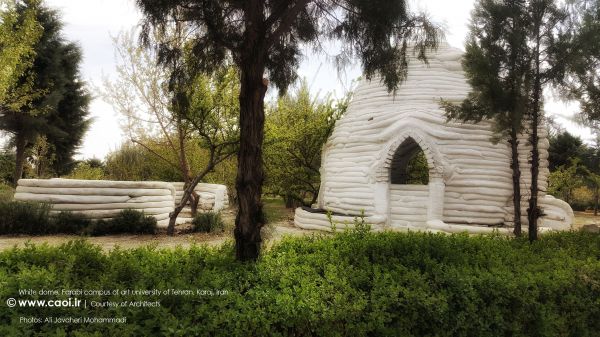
[
  {"xmin": 376, "ymin": 130, "xmax": 444, "ymax": 183},
  {"xmin": 390, "ymin": 137, "xmax": 428, "ymax": 184}
]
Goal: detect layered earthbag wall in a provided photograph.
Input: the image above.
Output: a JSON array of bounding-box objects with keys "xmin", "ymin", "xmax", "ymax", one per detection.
[
  {"xmin": 294, "ymin": 43, "xmax": 574, "ymax": 234},
  {"xmin": 14, "ymin": 179, "xmax": 228, "ymax": 228}
]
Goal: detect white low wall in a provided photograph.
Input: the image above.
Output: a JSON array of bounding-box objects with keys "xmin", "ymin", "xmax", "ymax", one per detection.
[
  {"xmin": 15, "ymin": 178, "xmax": 176, "ymax": 227},
  {"xmin": 171, "ymin": 182, "xmax": 229, "ymax": 224},
  {"xmin": 294, "ymin": 205, "xmax": 566, "ymax": 235},
  {"xmin": 294, "ymin": 207, "xmax": 385, "ymax": 232},
  {"xmin": 15, "ymin": 179, "xmax": 231, "ymax": 228}
]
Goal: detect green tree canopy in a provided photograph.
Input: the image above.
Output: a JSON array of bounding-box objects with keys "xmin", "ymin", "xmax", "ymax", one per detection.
[
  {"xmin": 135, "ymin": 0, "xmax": 442, "ymax": 260},
  {"xmin": 0, "ymin": 0, "xmax": 41, "ymax": 105},
  {"xmin": 0, "ymin": 1, "xmax": 90, "ymax": 182},
  {"xmin": 264, "ymin": 81, "xmax": 347, "ymax": 207},
  {"xmin": 548, "ymin": 131, "xmax": 585, "ymax": 170},
  {"xmin": 554, "ymin": 0, "xmax": 600, "ymax": 128}
]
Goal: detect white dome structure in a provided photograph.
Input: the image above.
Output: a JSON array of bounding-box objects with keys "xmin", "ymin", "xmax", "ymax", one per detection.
[{"xmin": 294, "ymin": 43, "xmax": 573, "ymax": 234}]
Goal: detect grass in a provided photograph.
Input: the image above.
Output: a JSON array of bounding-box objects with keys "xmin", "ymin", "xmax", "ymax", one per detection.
[
  {"xmin": 0, "ymin": 183, "xmax": 14, "ymax": 202},
  {"xmin": 262, "ymin": 197, "xmax": 293, "ymax": 224}
]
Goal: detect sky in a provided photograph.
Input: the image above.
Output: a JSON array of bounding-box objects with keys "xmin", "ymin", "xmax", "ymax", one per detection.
[{"xmin": 43, "ymin": 0, "xmax": 595, "ymax": 160}]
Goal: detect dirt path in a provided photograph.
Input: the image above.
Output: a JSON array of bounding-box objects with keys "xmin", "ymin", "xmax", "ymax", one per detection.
[
  {"xmin": 0, "ymin": 218, "xmax": 318, "ymax": 252},
  {"xmin": 2, "ymin": 211, "xmax": 595, "ymax": 251}
]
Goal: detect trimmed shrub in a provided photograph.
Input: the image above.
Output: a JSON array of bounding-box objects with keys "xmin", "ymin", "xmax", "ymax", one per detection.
[
  {"xmin": 0, "ymin": 201, "xmax": 51, "ymax": 234},
  {"xmin": 192, "ymin": 211, "xmax": 225, "ymax": 233},
  {"xmin": 0, "ymin": 231, "xmax": 599, "ymax": 336}
]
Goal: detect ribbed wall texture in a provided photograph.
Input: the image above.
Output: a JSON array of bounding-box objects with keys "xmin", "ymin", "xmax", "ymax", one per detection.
[
  {"xmin": 295, "ymin": 43, "xmax": 573, "ymax": 233},
  {"xmin": 14, "ymin": 179, "xmax": 230, "ymax": 228},
  {"xmin": 171, "ymin": 182, "xmax": 229, "ymax": 223},
  {"xmin": 15, "ymin": 179, "xmax": 175, "ymax": 227}
]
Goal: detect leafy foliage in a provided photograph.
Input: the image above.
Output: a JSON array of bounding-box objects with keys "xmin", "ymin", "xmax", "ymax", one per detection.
[
  {"xmin": 440, "ymin": 0, "xmax": 531, "ymax": 139},
  {"xmin": 192, "ymin": 211, "xmax": 225, "ymax": 233},
  {"xmin": 0, "ymin": 1, "xmax": 91, "ymax": 182},
  {"xmin": 556, "ymin": 0, "xmax": 600, "ymax": 128},
  {"xmin": 0, "ymin": 183, "xmax": 13, "ymax": 202},
  {"xmin": 0, "ymin": 200, "xmax": 50, "ymax": 234},
  {"xmin": 0, "ymin": 0, "xmax": 41, "ymax": 105},
  {"xmin": 548, "ymin": 159, "xmax": 586, "ymax": 203},
  {"xmin": 65, "ymin": 161, "xmax": 106, "ymax": 180},
  {"xmin": 48, "ymin": 210, "xmax": 93, "ymax": 234},
  {"xmin": 264, "ymin": 81, "xmax": 347, "ymax": 207},
  {"xmin": 404, "ymin": 150, "xmax": 429, "ymax": 185},
  {"xmin": 548, "ymin": 131, "xmax": 600, "ymax": 212},
  {"xmin": 0, "ymin": 202, "xmax": 157, "ymax": 235},
  {"xmin": 548, "ymin": 131, "xmax": 585, "ymax": 170},
  {"xmin": 135, "ymin": 0, "xmax": 441, "ymax": 94},
  {"xmin": 91, "ymin": 209, "xmax": 157, "ymax": 236},
  {"xmin": 0, "ymin": 231, "xmax": 599, "ymax": 336},
  {"xmin": 0, "ymin": 151, "xmax": 16, "ymax": 184}
]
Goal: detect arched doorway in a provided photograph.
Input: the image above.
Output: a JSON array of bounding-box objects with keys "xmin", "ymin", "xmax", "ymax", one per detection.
[
  {"xmin": 390, "ymin": 137, "xmax": 429, "ymax": 185},
  {"xmin": 389, "ymin": 137, "xmax": 430, "ymax": 226}
]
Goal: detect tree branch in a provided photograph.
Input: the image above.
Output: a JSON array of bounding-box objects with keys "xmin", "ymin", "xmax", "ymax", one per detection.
[{"xmin": 266, "ymin": 0, "xmax": 311, "ymax": 47}]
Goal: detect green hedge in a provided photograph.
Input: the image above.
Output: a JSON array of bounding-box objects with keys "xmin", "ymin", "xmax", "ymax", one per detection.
[{"xmin": 0, "ymin": 231, "xmax": 599, "ymax": 336}]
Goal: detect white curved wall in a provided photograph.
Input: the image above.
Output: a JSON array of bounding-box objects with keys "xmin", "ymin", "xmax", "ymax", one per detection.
[
  {"xmin": 296, "ymin": 43, "xmax": 573, "ymax": 233},
  {"xmin": 171, "ymin": 182, "xmax": 229, "ymax": 223},
  {"xmin": 15, "ymin": 178, "xmax": 175, "ymax": 227}
]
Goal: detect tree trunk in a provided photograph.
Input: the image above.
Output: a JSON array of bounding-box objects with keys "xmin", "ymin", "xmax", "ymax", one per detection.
[
  {"xmin": 527, "ymin": 36, "xmax": 542, "ymax": 242},
  {"xmin": 509, "ymin": 132, "xmax": 522, "ymax": 236},
  {"xmin": 13, "ymin": 132, "xmax": 27, "ymax": 186},
  {"xmin": 234, "ymin": 66, "xmax": 267, "ymax": 261},
  {"xmin": 190, "ymin": 194, "xmax": 200, "ymax": 217},
  {"xmin": 177, "ymin": 118, "xmax": 200, "ymax": 216},
  {"xmin": 284, "ymin": 194, "xmax": 295, "ymax": 208},
  {"xmin": 167, "ymin": 173, "xmax": 204, "ymax": 235},
  {"xmin": 594, "ymin": 187, "xmax": 598, "ymax": 216}
]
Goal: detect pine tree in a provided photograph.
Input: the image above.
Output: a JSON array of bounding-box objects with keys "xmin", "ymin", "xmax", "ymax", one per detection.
[
  {"xmin": 0, "ymin": 1, "xmax": 90, "ymax": 182},
  {"xmin": 525, "ymin": 0, "xmax": 568, "ymax": 241},
  {"xmin": 441, "ymin": 0, "xmax": 531, "ymax": 236},
  {"xmin": 555, "ymin": 0, "xmax": 600, "ymax": 128},
  {"xmin": 444, "ymin": 0, "xmax": 573, "ymax": 240}
]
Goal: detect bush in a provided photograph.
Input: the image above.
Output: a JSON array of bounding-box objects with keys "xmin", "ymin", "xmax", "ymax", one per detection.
[
  {"xmin": 88, "ymin": 209, "xmax": 157, "ymax": 236},
  {"xmin": 48, "ymin": 211, "xmax": 93, "ymax": 234},
  {"xmin": 0, "ymin": 231, "xmax": 598, "ymax": 336},
  {"xmin": 192, "ymin": 211, "xmax": 225, "ymax": 233},
  {"xmin": 0, "ymin": 183, "xmax": 14, "ymax": 202},
  {"xmin": 0, "ymin": 202, "xmax": 156, "ymax": 236},
  {"xmin": 65, "ymin": 162, "xmax": 105, "ymax": 180},
  {"xmin": 0, "ymin": 201, "xmax": 52, "ymax": 234},
  {"xmin": 572, "ymin": 186, "xmax": 594, "ymax": 211}
]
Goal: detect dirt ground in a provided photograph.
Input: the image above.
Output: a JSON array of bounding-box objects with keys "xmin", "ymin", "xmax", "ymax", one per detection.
[
  {"xmin": 0, "ymin": 206, "xmax": 318, "ymax": 252},
  {"xmin": 1, "ymin": 207, "xmax": 596, "ymax": 252},
  {"xmin": 572, "ymin": 211, "xmax": 600, "ymax": 231}
]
